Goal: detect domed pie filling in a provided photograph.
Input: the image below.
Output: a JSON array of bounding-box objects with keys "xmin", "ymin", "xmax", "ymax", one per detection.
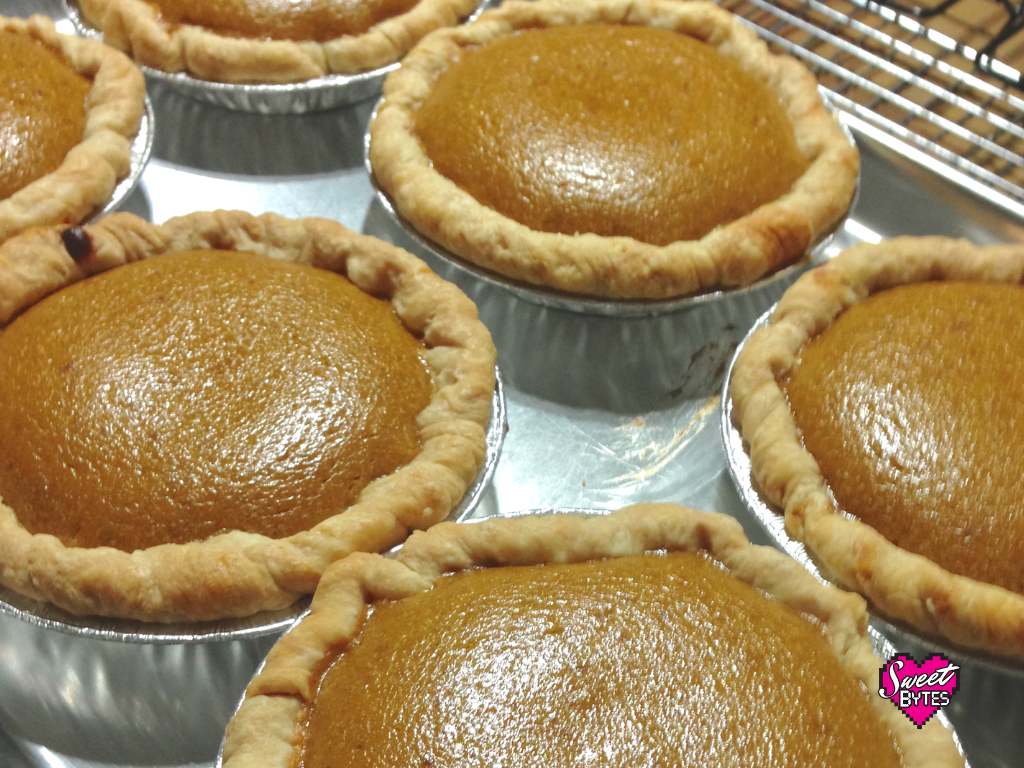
[
  {"xmin": 0, "ymin": 210, "xmax": 497, "ymax": 622},
  {"xmin": 785, "ymin": 282, "xmax": 1024, "ymax": 595},
  {"xmin": 0, "ymin": 30, "xmax": 90, "ymax": 202},
  {"xmin": 223, "ymin": 507, "xmax": 964, "ymax": 768},
  {"xmin": 370, "ymin": 0, "xmax": 859, "ymax": 299},
  {"xmin": 301, "ymin": 554, "xmax": 899, "ymax": 767},
  {"xmin": 729, "ymin": 237, "xmax": 1024, "ymax": 659},
  {"xmin": 0, "ymin": 14, "xmax": 145, "ymax": 243},
  {"xmin": 0, "ymin": 249, "xmax": 433, "ymax": 553},
  {"xmin": 142, "ymin": 0, "xmax": 420, "ymax": 43},
  {"xmin": 414, "ymin": 25, "xmax": 809, "ymax": 247}
]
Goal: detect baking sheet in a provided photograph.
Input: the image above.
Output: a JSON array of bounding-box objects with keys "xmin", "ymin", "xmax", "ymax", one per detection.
[{"xmin": 5, "ymin": 1, "xmax": 1024, "ymax": 766}]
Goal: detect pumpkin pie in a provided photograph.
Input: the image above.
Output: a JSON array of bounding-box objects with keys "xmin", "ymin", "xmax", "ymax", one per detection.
[
  {"xmin": 221, "ymin": 505, "xmax": 963, "ymax": 768},
  {"xmin": 0, "ymin": 14, "xmax": 145, "ymax": 244},
  {"xmin": 77, "ymin": 0, "xmax": 481, "ymax": 83},
  {"xmin": 0, "ymin": 210, "xmax": 496, "ymax": 622},
  {"xmin": 369, "ymin": 0, "xmax": 859, "ymax": 299},
  {"xmin": 730, "ymin": 236, "xmax": 1024, "ymax": 659}
]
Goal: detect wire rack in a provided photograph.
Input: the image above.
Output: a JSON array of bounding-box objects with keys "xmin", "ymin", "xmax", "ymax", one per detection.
[{"xmin": 719, "ymin": 0, "xmax": 1024, "ymax": 215}]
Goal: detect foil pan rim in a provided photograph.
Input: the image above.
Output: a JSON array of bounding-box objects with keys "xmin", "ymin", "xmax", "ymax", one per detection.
[
  {"xmin": 0, "ymin": 370, "xmax": 506, "ymax": 645},
  {"xmin": 215, "ymin": 506, "xmax": 969, "ymax": 768},
  {"xmin": 720, "ymin": 308, "xmax": 1024, "ymax": 680},
  {"xmin": 362, "ymin": 92, "xmax": 860, "ymax": 317},
  {"xmin": 64, "ymin": 0, "xmax": 491, "ymax": 113}
]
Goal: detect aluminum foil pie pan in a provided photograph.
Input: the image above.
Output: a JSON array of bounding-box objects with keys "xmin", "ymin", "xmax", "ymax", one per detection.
[
  {"xmin": 0, "ymin": 373, "xmax": 505, "ymax": 765},
  {"xmin": 720, "ymin": 309, "xmax": 1024, "ymax": 678},
  {"xmin": 364, "ymin": 95, "xmax": 860, "ymax": 318},
  {"xmin": 216, "ymin": 507, "xmax": 970, "ymax": 768},
  {"xmin": 64, "ymin": 0, "xmax": 493, "ymax": 114}
]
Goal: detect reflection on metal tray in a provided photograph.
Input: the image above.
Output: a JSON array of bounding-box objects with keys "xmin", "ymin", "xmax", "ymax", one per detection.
[
  {"xmin": 364, "ymin": 97, "xmax": 860, "ymax": 318},
  {"xmin": 215, "ymin": 507, "xmax": 971, "ymax": 768},
  {"xmin": 720, "ymin": 0, "xmax": 1024, "ymax": 219},
  {"xmin": 0, "ymin": 374, "xmax": 505, "ymax": 645},
  {"xmin": 720, "ymin": 309, "xmax": 1024, "ymax": 679},
  {"xmin": 63, "ymin": 0, "xmax": 493, "ymax": 113}
]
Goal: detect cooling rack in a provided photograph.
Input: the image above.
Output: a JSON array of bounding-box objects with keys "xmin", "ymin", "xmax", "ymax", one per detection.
[{"xmin": 720, "ymin": 0, "xmax": 1024, "ymax": 218}]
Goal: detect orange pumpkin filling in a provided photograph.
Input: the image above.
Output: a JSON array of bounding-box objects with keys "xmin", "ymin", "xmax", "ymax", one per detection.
[
  {"xmin": 0, "ymin": 30, "xmax": 90, "ymax": 201},
  {"xmin": 785, "ymin": 282, "xmax": 1024, "ymax": 594},
  {"xmin": 146, "ymin": 0, "xmax": 419, "ymax": 42},
  {"xmin": 300, "ymin": 553, "xmax": 901, "ymax": 767},
  {"xmin": 414, "ymin": 25, "xmax": 810, "ymax": 246},
  {"xmin": 0, "ymin": 249, "xmax": 432, "ymax": 552}
]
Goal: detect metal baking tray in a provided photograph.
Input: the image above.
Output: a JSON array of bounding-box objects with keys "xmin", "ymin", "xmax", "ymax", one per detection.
[
  {"xmin": 214, "ymin": 508, "xmax": 972, "ymax": 768},
  {"xmin": 63, "ymin": 0, "xmax": 494, "ymax": 113},
  {"xmin": 4, "ymin": 0, "xmax": 1024, "ymax": 766},
  {"xmin": 364, "ymin": 96, "xmax": 860, "ymax": 317}
]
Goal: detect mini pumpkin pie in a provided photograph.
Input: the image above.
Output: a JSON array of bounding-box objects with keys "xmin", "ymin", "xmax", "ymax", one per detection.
[
  {"xmin": 0, "ymin": 210, "xmax": 496, "ymax": 622},
  {"xmin": 0, "ymin": 14, "xmax": 145, "ymax": 244},
  {"xmin": 369, "ymin": 0, "xmax": 859, "ymax": 300},
  {"xmin": 78, "ymin": 0, "xmax": 481, "ymax": 83},
  {"xmin": 731, "ymin": 236, "xmax": 1024, "ymax": 659},
  {"xmin": 222, "ymin": 505, "xmax": 963, "ymax": 768}
]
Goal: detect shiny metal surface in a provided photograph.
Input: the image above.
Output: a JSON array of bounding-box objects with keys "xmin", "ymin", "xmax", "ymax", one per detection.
[
  {"xmin": 0, "ymin": 377, "xmax": 504, "ymax": 644},
  {"xmin": 3, "ymin": 0, "xmax": 1024, "ymax": 765},
  {"xmin": 364, "ymin": 96, "xmax": 860, "ymax": 317},
  {"xmin": 63, "ymin": 0, "xmax": 492, "ymax": 114}
]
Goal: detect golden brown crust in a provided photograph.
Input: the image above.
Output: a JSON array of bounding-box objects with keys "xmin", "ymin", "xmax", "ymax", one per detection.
[
  {"xmin": 369, "ymin": 0, "xmax": 859, "ymax": 299},
  {"xmin": 0, "ymin": 210, "xmax": 497, "ymax": 622},
  {"xmin": 0, "ymin": 14, "xmax": 145, "ymax": 244},
  {"xmin": 78, "ymin": 0, "xmax": 481, "ymax": 83},
  {"xmin": 222, "ymin": 504, "xmax": 963, "ymax": 768},
  {"xmin": 730, "ymin": 236, "xmax": 1024, "ymax": 659}
]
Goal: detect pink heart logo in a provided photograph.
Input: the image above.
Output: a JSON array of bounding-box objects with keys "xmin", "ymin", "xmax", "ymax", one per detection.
[{"xmin": 878, "ymin": 654, "xmax": 959, "ymax": 728}]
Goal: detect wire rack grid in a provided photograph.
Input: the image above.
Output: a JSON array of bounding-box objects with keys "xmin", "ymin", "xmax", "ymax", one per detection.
[{"xmin": 720, "ymin": 0, "xmax": 1024, "ymax": 217}]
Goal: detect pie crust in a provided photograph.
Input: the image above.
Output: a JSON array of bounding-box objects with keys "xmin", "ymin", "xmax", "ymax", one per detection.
[
  {"xmin": 0, "ymin": 210, "xmax": 496, "ymax": 622},
  {"xmin": 0, "ymin": 14, "xmax": 145, "ymax": 244},
  {"xmin": 78, "ymin": 0, "xmax": 481, "ymax": 83},
  {"xmin": 222, "ymin": 504, "xmax": 963, "ymax": 768},
  {"xmin": 731, "ymin": 236, "xmax": 1024, "ymax": 659},
  {"xmin": 369, "ymin": 0, "xmax": 859, "ymax": 300}
]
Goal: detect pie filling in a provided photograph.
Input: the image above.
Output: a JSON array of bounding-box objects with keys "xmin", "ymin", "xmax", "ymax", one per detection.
[
  {"xmin": 146, "ymin": 0, "xmax": 420, "ymax": 42},
  {"xmin": 300, "ymin": 553, "xmax": 900, "ymax": 767},
  {"xmin": 413, "ymin": 25, "xmax": 809, "ymax": 246},
  {"xmin": 0, "ymin": 249, "xmax": 432, "ymax": 552},
  {"xmin": 0, "ymin": 30, "xmax": 89, "ymax": 201},
  {"xmin": 785, "ymin": 281, "xmax": 1024, "ymax": 595}
]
